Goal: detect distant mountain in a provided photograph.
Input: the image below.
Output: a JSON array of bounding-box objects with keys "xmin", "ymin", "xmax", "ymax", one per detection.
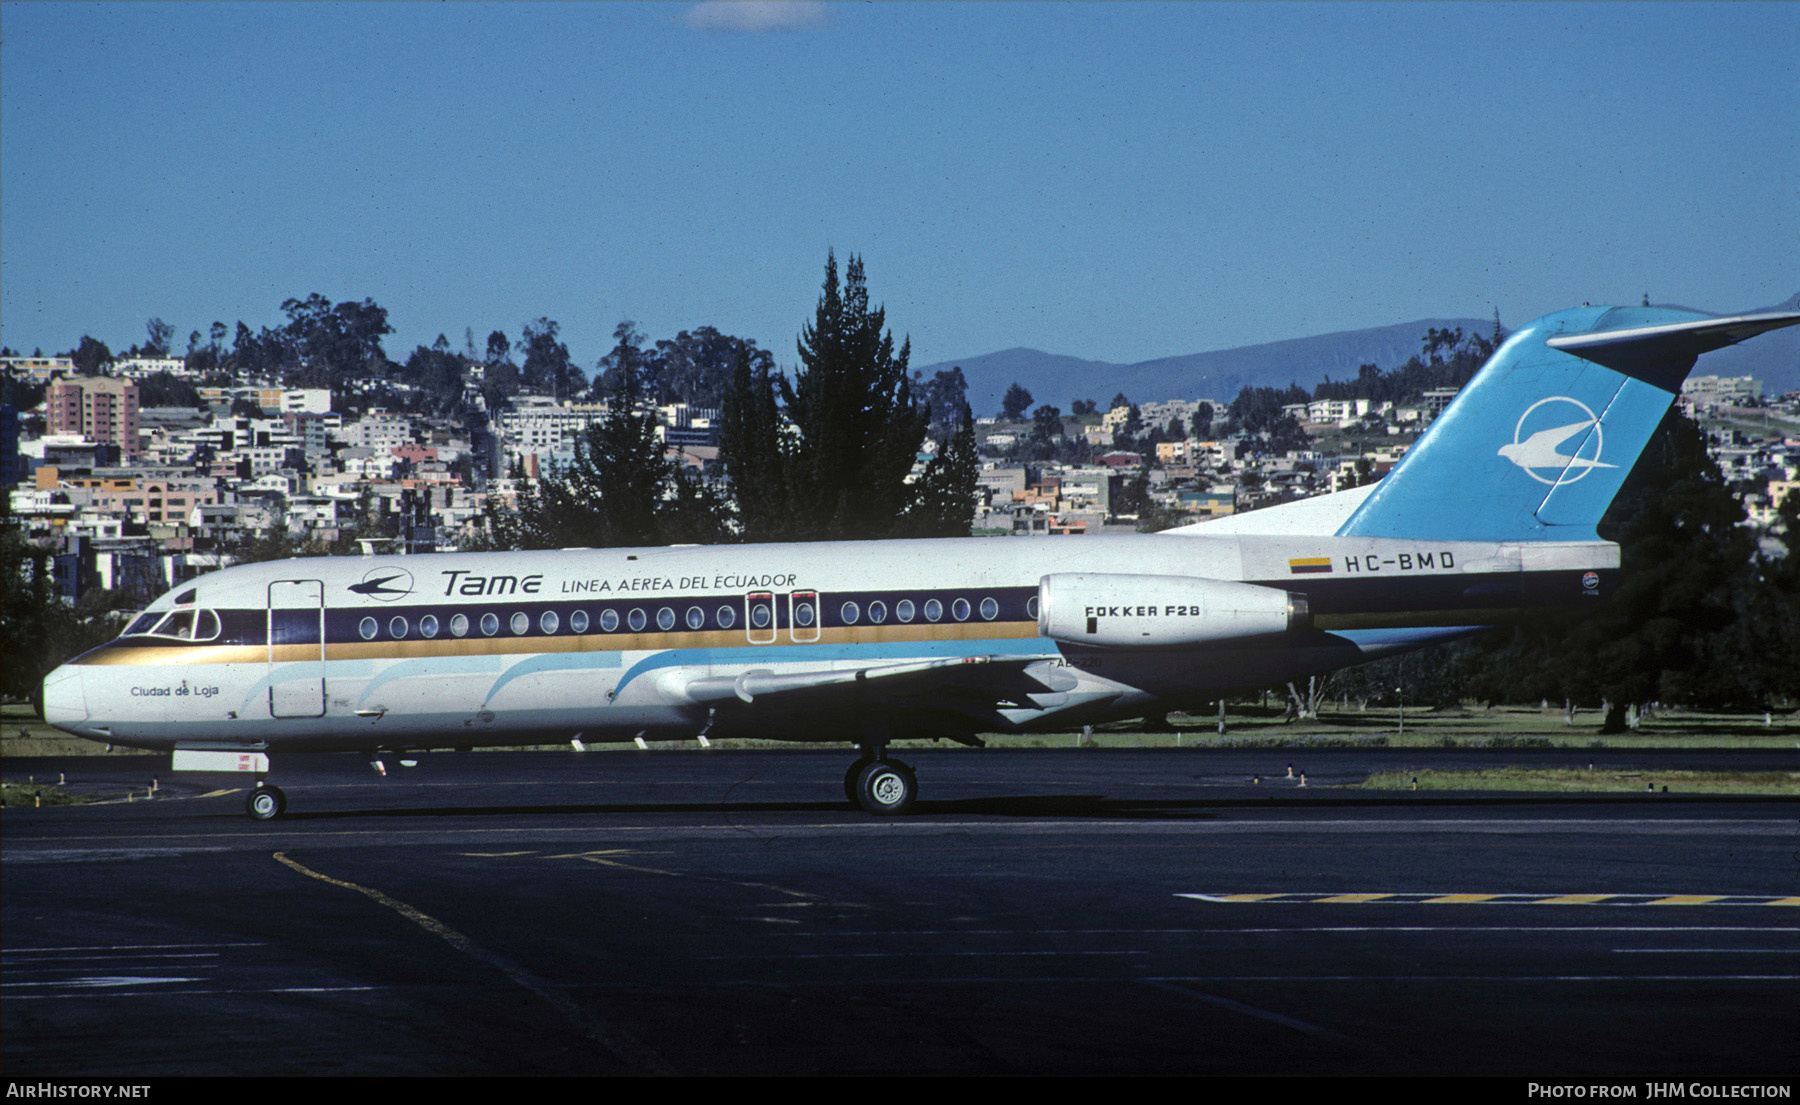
[
  {"xmin": 919, "ymin": 318, "xmax": 1494, "ymax": 418},
  {"xmin": 920, "ymin": 295, "xmax": 1800, "ymax": 416},
  {"xmin": 1675, "ymin": 292, "xmax": 1800, "ymax": 397}
]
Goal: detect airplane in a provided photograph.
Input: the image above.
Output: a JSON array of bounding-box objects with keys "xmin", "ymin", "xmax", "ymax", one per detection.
[{"xmin": 36, "ymin": 304, "xmax": 1800, "ymax": 819}]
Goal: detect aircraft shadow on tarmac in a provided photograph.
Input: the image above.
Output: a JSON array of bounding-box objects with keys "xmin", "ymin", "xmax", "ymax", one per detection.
[{"xmin": 233, "ymin": 790, "xmax": 1791, "ymax": 822}]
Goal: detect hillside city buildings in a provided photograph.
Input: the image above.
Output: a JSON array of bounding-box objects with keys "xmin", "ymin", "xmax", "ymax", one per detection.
[{"xmin": 4, "ymin": 353, "xmax": 1796, "ymax": 612}]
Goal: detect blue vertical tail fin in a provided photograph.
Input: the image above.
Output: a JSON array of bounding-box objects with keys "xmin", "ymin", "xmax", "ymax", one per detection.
[{"xmin": 1336, "ymin": 306, "xmax": 1800, "ymax": 542}]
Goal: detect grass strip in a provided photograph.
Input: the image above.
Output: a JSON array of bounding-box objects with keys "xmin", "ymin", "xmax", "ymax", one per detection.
[{"xmin": 1358, "ymin": 768, "xmax": 1800, "ymax": 795}]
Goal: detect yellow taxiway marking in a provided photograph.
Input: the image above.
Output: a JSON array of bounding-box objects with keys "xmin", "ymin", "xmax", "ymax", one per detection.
[
  {"xmin": 272, "ymin": 851, "xmax": 670, "ymax": 1074},
  {"xmin": 1316, "ymin": 893, "xmax": 1393, "ymax": 903},
  {"xmin": 1648, "ymin": 895, "xmax": 1725, "ymax": 906},
  {"xmin": 1425, "ymin": 894, "xmax": 1501, "ymax": 904},
  {"xmin": 1214, "ymin": 894, "xmax": 1284, "ymax": 902},
  {"xmin": 560, "ymin": 852, "xmax": 824, "ymax": 901},
  {"xmin": 1535, "ymin": 894, "xmax": 1617, "ymax": 905}
]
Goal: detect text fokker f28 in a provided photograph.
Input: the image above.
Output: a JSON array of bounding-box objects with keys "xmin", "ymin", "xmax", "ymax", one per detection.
[{"xmin": 40, "ymin": 305, "xmax": 1800, "ymax": 818}]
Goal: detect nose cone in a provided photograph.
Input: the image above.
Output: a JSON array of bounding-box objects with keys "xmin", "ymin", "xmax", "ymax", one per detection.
[{"xmin": 40, "ymin": 665, "xmax": 88, "ymax": 729}]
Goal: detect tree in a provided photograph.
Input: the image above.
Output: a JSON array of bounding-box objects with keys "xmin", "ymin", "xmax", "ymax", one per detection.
[
  {"xmin": 1029, "ymin": 405, "xmax": 1065, "ymax": 456},
  {"xmin": 1464, "ymin": 410, "xmax": 1761, "ymax": 727},
  {"xmin": 136, "ymin": 372, "xmax": 202, "ymax": 408},
  {"xmin": 916, "ymin": 367, "xmax": 970, "ymax": 435},
  {"xmin": 1191, "ymin": 402, "xmax": 1214, "ymax": 439},
  {"xmin": 481, "ymin": 332, "xmax": 729, "ymax": 550},
  {"xmin": 1000, "ymin": 382, "xmax": 1033, "ymax": 421},
  {"xmin": 481, "ymin": 330, "xmax": 521, "ymax": 409},
  {"xmin": 0, "ymin": 495, "xmax": 122, "ymax": 698},
  {"xmin": 71, "ymin": 335, "xmax": 113, "ymax": 375},
  {"xmin": 521, "ymin": 317, "xmax": 583, "ymax": 399},
  {"xmin": 1749, "ymin": 489, "xmax": 1800, "ymax": 703},
  {"xmin": 185, "ymin": 323, "xmax": 226, "ymax": 376},
  {"xmin": 901, "ymin": 401, "xmax": 981, "ymax": 537},
  {"xmin": 400, "ymin": 335, "xmax": 471, "ymax": 413},
  {"xmin": 718, "ymin": 343, "xmax": 790, "ymax": 541},
  {"xmin": 279, "ymin": 295, "xmax": 393, "ymax": 389},
  {"xmin": 143, "ymin": 318, "xmax": 175, "ymax": 358},
  {"xmin": 650, "ymin": 326, "xmax": 769, "ymax": 409},
  {"xmin": 1111, "ymin": 468, "xmax": 1154, "ymax": 525},
  {"xmin": 780, "ymin": 252, "xmax": 930, "ymax": 541}
]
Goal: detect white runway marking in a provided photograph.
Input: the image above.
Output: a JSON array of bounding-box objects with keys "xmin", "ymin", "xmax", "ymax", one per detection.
[
  {"xmin": 5, "ymin": 976, "xmax": 204, "ymax": 989},
  {"xmin": 1140, "ymin": 980, "xmax": 1348, "ymax": 1039}
]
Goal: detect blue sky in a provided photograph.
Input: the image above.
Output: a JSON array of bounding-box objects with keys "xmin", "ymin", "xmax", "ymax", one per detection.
[{"xmin": 3, "ymin": 1, "xmax": 1795, "ymax": 372}]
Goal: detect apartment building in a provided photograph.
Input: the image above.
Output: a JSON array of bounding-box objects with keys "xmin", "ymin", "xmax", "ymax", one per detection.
[{"xmin": 47, "ymin": 376, "xmax": 140, "ymax": 460}]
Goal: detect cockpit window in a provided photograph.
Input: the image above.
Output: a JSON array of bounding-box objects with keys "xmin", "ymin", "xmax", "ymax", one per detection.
[{"xmin": 121, "ymin": 609, "xmax": 222, "ymax": 642}]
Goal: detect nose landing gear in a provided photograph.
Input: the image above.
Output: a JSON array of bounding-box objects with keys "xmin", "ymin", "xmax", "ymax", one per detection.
[{"xmin": 246, "ymin": 783, "xmax": 286, "ymax": 820}]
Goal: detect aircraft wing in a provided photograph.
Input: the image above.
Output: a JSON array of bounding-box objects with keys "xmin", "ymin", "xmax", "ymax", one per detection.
[{"xmin": 675, "ymin": 655, "xmax": 1078, "ymax": 710}]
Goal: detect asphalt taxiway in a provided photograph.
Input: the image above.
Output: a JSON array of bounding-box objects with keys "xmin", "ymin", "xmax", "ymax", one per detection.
[{"xmin": 4, "ymin": 747, "xmax": 1796, "ymax": 1076}]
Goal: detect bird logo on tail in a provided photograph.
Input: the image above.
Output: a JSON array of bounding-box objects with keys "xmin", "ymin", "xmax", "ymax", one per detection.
[{"xmin": 1499, "ymin": 397, "xmax": 1616, "ymax": 486}]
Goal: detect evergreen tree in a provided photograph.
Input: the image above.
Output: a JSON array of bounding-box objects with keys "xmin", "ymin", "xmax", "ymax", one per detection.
[
  {"xmin": 1, "ymin": 497, "xmax": 60, "ymax": 699},
  {"xmin": 780, "ymin": 252, "xmax": 930, "ymax": 541},
  {"xmin": 1466, "ymin": 410, "xmax": 1760, "ymax": 726},
  {"xmin": 481, "ymin": 331, "xmax": 729, "ymax": 549},
  {"xmin": 901, "ymin": 401, "xmax": 981, "ymax": 537},
  {"xmin": 718, "ymin": 343, "xmax": 791, "ymax": 541},
  {"xmin": 1191, "ymin": 402, "xmax": 1214, "ymax": 439},
  {"xmin": 1751, "ymin": 490, "xmax": 1800, "ymax": 702}
]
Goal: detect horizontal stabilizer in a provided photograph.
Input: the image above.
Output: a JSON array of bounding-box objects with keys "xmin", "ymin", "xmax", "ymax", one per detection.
[{"xmin": 1545, "ymin": 311, "xmax": 1800, "ymax": 392}]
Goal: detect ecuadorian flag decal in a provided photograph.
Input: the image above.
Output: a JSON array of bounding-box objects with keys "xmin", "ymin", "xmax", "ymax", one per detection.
[{"xmin": 1288, "ymin": 557, "xmax": 1333, "ymax": 575}]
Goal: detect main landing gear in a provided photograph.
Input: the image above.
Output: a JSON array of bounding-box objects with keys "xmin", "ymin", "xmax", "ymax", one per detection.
[{"xmin": 844, "ymin": 748, "xmax": 917, "ymax": 815}]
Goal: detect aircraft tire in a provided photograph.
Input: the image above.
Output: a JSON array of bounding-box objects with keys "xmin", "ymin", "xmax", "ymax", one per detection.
[
  {"xmin": 844, "ymin": 758, "xmax": 874, "ymax": 804},
  {"xmin": 854, "ymin": 758, "xmax": 916, "ymax": 816},
  {"xmin": 247, "ymin": 784, "xmax": 286, "ymax": 821}
]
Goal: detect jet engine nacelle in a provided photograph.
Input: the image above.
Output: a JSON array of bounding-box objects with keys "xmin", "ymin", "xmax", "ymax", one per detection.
[{"xmin": 1037, "ymin": 573, "xmax": 1309, "ymax": 648}]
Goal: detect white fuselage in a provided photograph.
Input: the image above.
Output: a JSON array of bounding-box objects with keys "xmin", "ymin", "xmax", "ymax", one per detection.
[{"xmin": 41, "ymin": 531, "xmax": 1614, "ymax": 755}]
